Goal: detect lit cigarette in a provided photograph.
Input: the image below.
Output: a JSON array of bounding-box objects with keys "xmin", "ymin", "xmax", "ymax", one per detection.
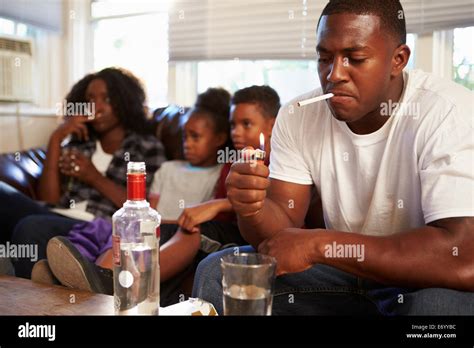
[{"xmin": 297, "ymin": 93, "xmax": 334, "ymax": 107}]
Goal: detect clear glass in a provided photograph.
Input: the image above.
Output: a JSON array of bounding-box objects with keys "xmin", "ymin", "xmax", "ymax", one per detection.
[
  {"xmin": 112, "ymin": 197, "xmax": 161, "ymax": 315},
  {"xmin": 221, "ymin": 253, "xmax": 276, "ymax": 316}
]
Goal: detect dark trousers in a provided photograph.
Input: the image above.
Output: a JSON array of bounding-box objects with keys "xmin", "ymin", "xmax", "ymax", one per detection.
[
  {"xmin": 0, "ymin": 181, "xmax": 81, "ymax": 278},
  {"xmin": 193, "ymin": 246, "xmax": 474, "ymax": 315}
]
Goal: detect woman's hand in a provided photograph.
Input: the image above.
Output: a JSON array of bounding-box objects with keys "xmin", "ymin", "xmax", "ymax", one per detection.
[
  {"xmin": 38, "ymin": 116, "xmax": 91, "ymax": 203},
  {"xmin": 59, "ymin": 150, "xmax": 100, "ymax": 185},
  {"xmin": 52, "ymin": 115, "xmax": 91, "ymax": 143},
  {"xmin": 177, "ymin": 201, "xmax": 221, "ymax": 233}
]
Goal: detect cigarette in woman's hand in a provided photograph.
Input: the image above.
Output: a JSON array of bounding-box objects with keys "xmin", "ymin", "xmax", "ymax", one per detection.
[{"xmin": 297, "ymin": 93, "xmax": 334, "ymax": 107}]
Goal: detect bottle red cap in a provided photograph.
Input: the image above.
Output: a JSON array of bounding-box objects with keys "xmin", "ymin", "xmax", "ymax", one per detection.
[{"xmin": 127, "ymin": 162, "xmax": 146, "ymax": 201}]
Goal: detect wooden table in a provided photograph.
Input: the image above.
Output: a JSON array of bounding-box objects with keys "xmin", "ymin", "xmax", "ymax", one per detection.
[{"xmin": 0, "ymin": 275, "xmax": 114, "ymax": 315}]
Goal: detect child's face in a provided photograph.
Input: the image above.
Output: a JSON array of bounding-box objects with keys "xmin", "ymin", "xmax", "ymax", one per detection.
[
  {"xmin": 183, "ymin": 113, "xmax": 226, "ymax": 167},
  {"xmin": 230, "ymin": 103, "xmax": 275, "ymax": 151}
]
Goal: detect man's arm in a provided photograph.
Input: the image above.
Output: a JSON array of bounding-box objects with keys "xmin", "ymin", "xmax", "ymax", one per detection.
[
  {"xmin": 304, "ymin": 187, "xmax": 326, "ymax": 229},
  {"xmin": 226, "ymin": 160, "xmax": 312, "ymax": 248},
  {"xmin": 260, "ymin": 217, "xmax": 474, "ymax": 292}
]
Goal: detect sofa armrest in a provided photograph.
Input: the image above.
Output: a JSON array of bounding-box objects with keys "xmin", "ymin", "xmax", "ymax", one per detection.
[{"xmin": 0, "ymin": 148, "xmax": 46, "ymax": 199}]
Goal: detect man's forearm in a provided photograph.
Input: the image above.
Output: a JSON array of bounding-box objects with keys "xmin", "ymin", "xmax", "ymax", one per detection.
[
  {"xmin": 312, "ymin": 224, "xmax": 474, "ymax": 291},
  {"xmin": 238, "ymin": 198, "xmax": 297, "ymax": 248}
]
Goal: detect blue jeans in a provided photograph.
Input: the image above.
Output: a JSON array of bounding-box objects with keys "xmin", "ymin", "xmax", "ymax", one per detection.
[
  {"xmin": 192, "ymin": 246, "xmax": 474, "ymax": 315},
  {"xmin": 0, "ymin": 181, "xmax": 52, "ymax": 243},
  {"xmin": 12, "ymin": 214, "xmax": 82, "ymax": 278},
  {"xmin": 0, "ymin": 182, "xmax": 81, "ymax": 278}
]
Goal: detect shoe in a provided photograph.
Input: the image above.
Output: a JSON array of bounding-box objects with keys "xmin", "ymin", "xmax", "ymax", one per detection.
[
  {"xmin": 31, "ymin": 259, "xmax": 60, "ymax": 285},
  {"xmin": 46, "ymin": 236, "xmax": 113, "ymax": 295}
]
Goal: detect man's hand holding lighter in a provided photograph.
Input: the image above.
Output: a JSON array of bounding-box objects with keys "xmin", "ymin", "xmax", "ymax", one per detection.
[{"xmin": 225, "ymin": 146, "xmax": 270, "ymax": 219}]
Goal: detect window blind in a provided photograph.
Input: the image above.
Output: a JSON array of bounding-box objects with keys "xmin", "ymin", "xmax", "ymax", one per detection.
[{"xmin": 169, "ymin": 0, "xmax": 474, "ymax": 61}]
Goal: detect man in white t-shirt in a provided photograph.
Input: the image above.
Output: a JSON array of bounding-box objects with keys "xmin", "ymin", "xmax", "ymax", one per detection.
[{"xmin": 192, "ymin": 0, "xmax": 474, "ymax": 315}]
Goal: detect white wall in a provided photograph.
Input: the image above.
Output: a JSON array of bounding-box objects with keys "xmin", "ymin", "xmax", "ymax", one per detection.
[
  {"xmin": 0, "ymin": 107, "xmax": 58, "ymax": 153},
  {"xmin": 0, "ymin": 0, "xmax": 93, "ymax": 154}
]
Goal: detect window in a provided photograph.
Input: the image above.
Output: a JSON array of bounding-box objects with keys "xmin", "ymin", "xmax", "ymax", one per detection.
[
  {"xmin": 0, "ymin": 17, "xmax": 36, "ymax": 38},
  {"xmin": 453, "ymin": 26, "xmax": 474, "ymax": 90},
  {"xmin": 0, "ymin": 17, "xmax": 15, "ymax": 35},
  {"xmin": 197, "ymin": 34, "xmax": 417, "ymax": 103},
  {"xmin": 198, "ymin": 60, "xmax": 318, "ymax": 104},
  {"xmin": 406, "ymin": 33, "xmax": 416, "ymax": 70},
  {"xmin": 91, "ymin": 1, "xmax": 169, "ymax": 108}
]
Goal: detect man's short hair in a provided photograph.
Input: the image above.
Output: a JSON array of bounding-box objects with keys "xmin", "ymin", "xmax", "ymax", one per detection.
[
  {"xmin": 318, "ymin": 0, "xmax": 407, "ymax": 45},
  {"xmin": 231, "ymin": 85, "xmax": 281, "ymax": 119}
]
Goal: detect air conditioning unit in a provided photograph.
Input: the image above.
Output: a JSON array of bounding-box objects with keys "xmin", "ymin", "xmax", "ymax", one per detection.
[{"xmin": 0, "ymin": 35, "xmax": 33, "ymax": 102}]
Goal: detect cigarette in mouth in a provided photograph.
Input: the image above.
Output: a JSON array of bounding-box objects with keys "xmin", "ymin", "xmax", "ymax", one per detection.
[{"xmin": 297, "ymin": 93, "xmax": 334, "ymax": 107}]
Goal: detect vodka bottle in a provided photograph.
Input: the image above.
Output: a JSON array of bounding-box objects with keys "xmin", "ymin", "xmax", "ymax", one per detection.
[{"xmin": 112, "ymin": 162, "xmax": 161, "ymax": 315}]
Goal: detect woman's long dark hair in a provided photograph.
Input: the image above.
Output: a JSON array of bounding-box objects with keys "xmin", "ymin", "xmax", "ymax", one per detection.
[{"xmin": 64, "ymin": 67, "xmax": 148, "ymax": 136}]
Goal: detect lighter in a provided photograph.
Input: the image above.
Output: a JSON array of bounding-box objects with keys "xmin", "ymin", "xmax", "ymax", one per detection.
[{"xmin": 254, "ymin": 132, "xmax": 266, "ymax": 162}]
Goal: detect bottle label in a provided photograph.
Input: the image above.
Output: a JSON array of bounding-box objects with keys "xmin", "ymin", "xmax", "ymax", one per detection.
[
  {"xmin": 140, "ymin": 220, "xmax": 156, "ymax": 234},
  {"xmin": 112, "ymin": 235, "xmax": 121, "ymax": 266}
]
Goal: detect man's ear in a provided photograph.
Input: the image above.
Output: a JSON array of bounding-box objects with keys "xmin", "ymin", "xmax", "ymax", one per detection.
[{"xmin": 392, "ymin": 44, "xmax": 411, "ymax": 77}]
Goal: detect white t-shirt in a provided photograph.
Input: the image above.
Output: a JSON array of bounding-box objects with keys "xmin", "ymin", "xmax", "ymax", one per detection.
[
  {"xmin": 150, "ymin": 160, "xmax": 223, "ymax": 220},
  {"xmin": 91, "ymin": 140, "xmax": 114, "ymax": 176},
  {"xmin": 269, "ymin": 69, "xmax": 474, "ymax": 236}
]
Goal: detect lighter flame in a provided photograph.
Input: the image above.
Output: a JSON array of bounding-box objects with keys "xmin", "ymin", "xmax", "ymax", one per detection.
[{"xmin": 259, "ymin": 132, "xmax": 265, "ymax": 151}]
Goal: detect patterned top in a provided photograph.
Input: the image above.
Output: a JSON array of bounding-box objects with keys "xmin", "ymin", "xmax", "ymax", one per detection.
[{"xmin": 57, "ymin": 131, "xmax": 166, "ymax": 219}]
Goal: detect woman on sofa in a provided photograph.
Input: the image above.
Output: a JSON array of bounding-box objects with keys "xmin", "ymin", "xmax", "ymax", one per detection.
[{"xmin": 0, "ymin": 67, "xmax": 166, "ymax": 278}]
